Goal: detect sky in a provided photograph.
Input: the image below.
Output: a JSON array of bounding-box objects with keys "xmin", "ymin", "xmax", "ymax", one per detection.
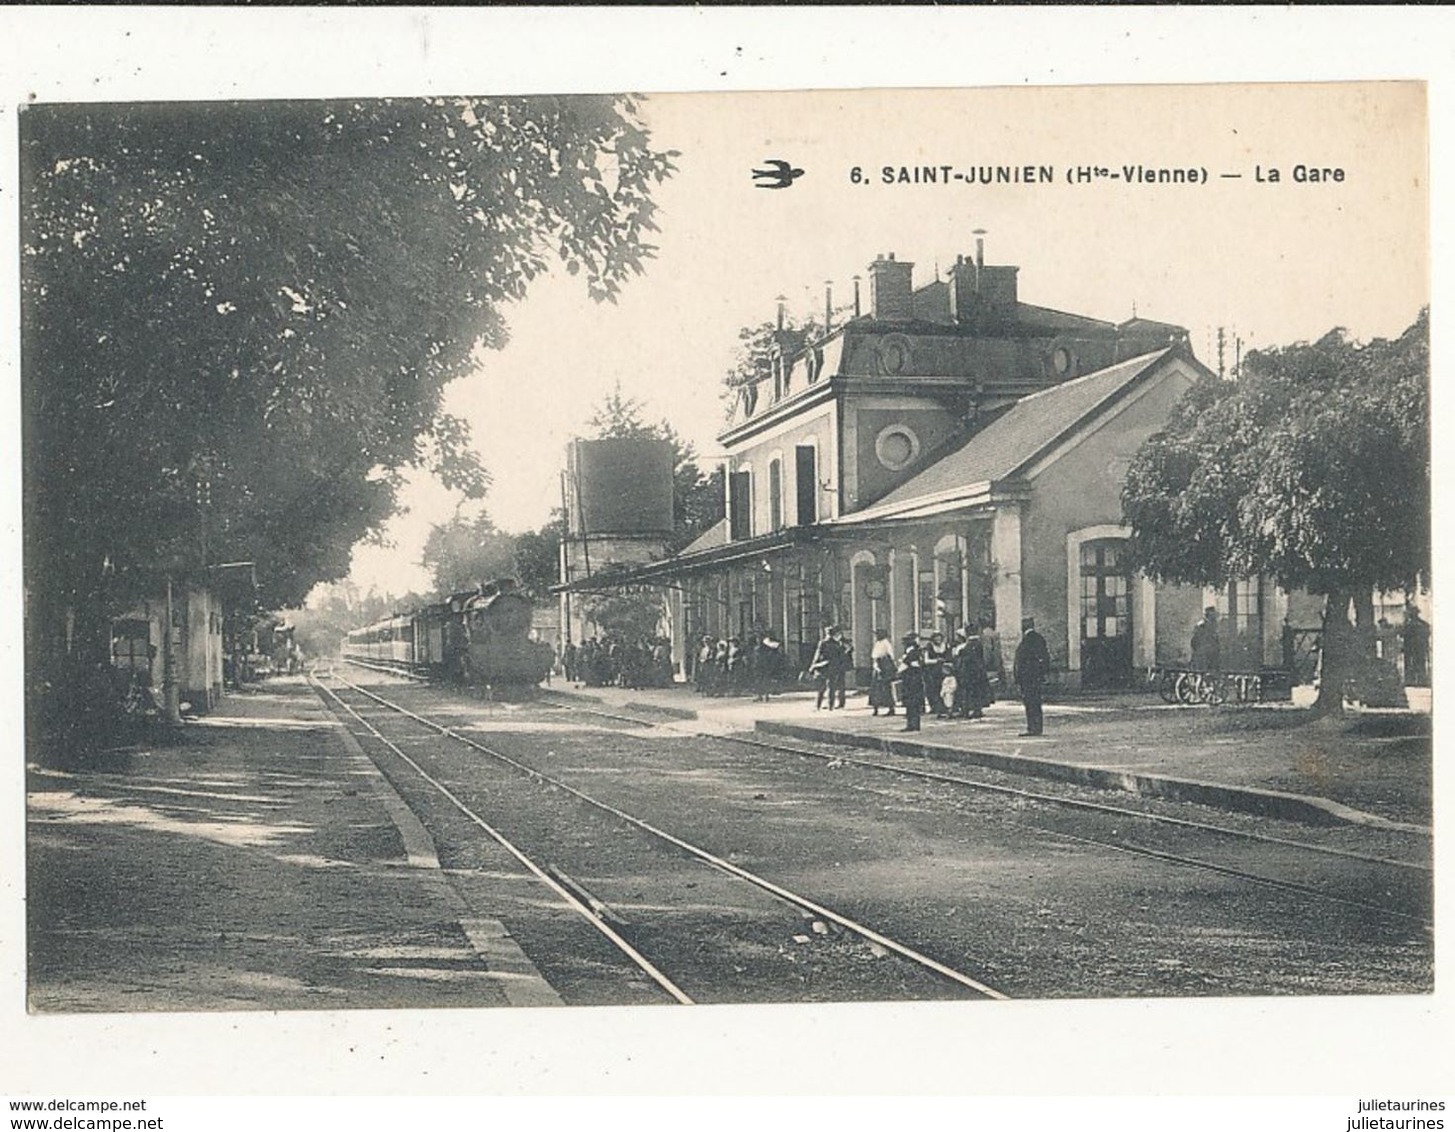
[{"xmin": 346, "ymin": 81, "xmax": 1428, "ymax": 600}]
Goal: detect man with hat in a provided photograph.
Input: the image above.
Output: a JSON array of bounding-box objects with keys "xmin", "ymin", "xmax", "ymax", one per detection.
[
  {"xmin": 897, "ymin": 631, "xmax": 927, "ymax": 732},
  {"xmin": 1013, "ymin": 615, "xmax": 1051, "ymax": 736},
  {"xmin": 808, "ymin": 625, "xmax": 850, "ymax": 710}
]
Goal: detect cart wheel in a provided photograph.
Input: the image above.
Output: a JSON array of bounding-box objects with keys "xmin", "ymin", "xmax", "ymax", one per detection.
[
  {"xmin": 1157, "ymin": 671, "xmax": 1180, "ymax": 704},
  {"xmin": 1174, "ymin": 672, "xmax": 1199, "ymax": 705}
]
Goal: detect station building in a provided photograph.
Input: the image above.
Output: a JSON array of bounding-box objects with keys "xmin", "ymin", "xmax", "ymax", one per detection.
[{"xmin": 563, "ymin": 243, "xmax": 1324, "ymax": 688}]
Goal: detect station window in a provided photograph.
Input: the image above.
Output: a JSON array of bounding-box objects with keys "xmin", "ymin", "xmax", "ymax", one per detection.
[
  {"xmin": 729, "ymin": 470, "xmax": 753, "ymax": 541},
  {"xmin": 795, "ymin": 445, "xmax": 818, "ymax": 525}
]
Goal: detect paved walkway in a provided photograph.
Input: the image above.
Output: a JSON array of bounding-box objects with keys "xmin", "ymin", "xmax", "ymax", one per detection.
[
  {"xmin": 26, "ymin": 676, "xmax": 559, "ymax": 1013},
  {"xmin": 545, "ymin": 678, "xmax": 1433, "ymax": 831}
]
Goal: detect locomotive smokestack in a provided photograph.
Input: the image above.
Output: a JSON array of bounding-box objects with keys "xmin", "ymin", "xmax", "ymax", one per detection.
[
  {"xmin": 824, "ymin": 281, "xmax": 833, "ymax": 333},
  {"xmin": 852, "ymin": 275, "xmax": 862, "ymax": 318}
]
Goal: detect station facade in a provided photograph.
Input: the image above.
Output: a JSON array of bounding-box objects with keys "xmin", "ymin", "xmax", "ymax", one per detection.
[{"xmin": 566, "ymin": 245, "xmax": 1321, "ymax": 687}]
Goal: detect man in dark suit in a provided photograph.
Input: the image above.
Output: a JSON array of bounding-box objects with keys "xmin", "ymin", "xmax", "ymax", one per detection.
[
  {"xmin": 897, "ymin": 632, "xmax": 927, "ymax": 732},
  {"xmin": 809, "ymin": 625, "xmax": 850, "ymax": 710},
  {"xmin": 1013, "ymin": 616, "xmax": 1051, "ymax": 736}
]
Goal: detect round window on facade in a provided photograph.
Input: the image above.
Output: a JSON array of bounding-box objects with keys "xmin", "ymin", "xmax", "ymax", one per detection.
[
  {"xmin": 1051, "ymin": 343, "xmax": 1079, "ymax": 377},
  {"xmin": 875, "ymin": 425, "xmax": 920, "ymax": 471}
]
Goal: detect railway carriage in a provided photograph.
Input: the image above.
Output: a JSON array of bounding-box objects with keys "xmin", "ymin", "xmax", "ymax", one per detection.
[{"xmin": 343, "ymin": 613, "xmax": 415, "ymax": 666}]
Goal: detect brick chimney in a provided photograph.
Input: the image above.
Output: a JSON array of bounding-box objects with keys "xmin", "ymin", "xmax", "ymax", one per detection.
[
  {"xmin": 948, "ymin": 254, "xmax": 977, "ymax": 324},
  {"xmin": 947, "ymin": 233, "xmax": 1018, "ymax": 330},
  {"xmin": 867, "ymin": 253, "xmax": 915, "ymax": 321}
]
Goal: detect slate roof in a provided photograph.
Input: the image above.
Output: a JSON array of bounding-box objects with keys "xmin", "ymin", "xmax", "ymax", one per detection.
[
  {"xmin": 844, "ymin": 348, "xmax": 1177, "ymax": 521},
  {"xmin": 676, "ymin": 517, "xmax": 731, "ymax": 557}
]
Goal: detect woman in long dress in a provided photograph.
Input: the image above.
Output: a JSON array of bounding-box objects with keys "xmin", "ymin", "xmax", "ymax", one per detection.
[{"xmin": 869, "ymin": 628, "xmax": 897, "ymax": 717}]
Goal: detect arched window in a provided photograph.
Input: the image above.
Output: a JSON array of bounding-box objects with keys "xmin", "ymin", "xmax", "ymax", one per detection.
[
  {"xmin": 850, "ymin": 550, "xmax": 882, "ymax": 666},
  {"xmin": 934, "ymin": 533, "xmax": 966, "ymax": 635}
]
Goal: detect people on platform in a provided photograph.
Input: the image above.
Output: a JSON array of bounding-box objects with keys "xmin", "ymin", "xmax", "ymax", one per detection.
[
  {"xmin": 981, "ymin": 620, "xmax": 1005, "ymax": 690},
  {"xmin": 808, "ymin": 625, "xmax": 851, "ymax": 710},
  {"xmin": 752, "ymin": 632, "xmax": 790, "ymax": 701},
  {"xmin": 1013, "ymin": 616, "xmax": 1051, "ymax": 737},
  {"xmin": 922, "ymin": 631, "xmax": 950, "ymax": 719},
  {"xmin": 946, "ymin": 628, "xmax": 971, "ymax": 718},
  {"xmin": 1402, "ymin": 606, "xmax": 1430, "ymax": 687},
  {"xmin": 694, "ymin": 635, "xmax": 716, "ymax": 694},
  {"xmin": 896, "ymin": 632, "xmax": 927, "ymax": 732},
  {"xmin": 957, "ymin": 619, "xmax": 991, "ymax": 720},
  {"xmin": 1190, "ymin": 606, "xmax": 1221, "ymax": 673},
  {"xmin": 1281, "ymin": 616, "xmax": 1297, "ymax": 677},
  {"xmin": 868, "ymin": 628, "xmax": 897, "ymax": 717}
]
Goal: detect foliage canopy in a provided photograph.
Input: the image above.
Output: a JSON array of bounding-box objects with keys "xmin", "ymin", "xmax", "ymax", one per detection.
[
  {"xmin": 22, "ymin": 95, "xmax": 676, "ymax": 620},
  {"xmin": 1122, "ymin": 312, "xmax": 1429, "ymax": 600}
]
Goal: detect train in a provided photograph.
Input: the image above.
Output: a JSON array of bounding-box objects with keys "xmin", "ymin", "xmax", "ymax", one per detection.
[{"xmin": 342, "ymin": 579, "xmax": 554, "ymax": 689}]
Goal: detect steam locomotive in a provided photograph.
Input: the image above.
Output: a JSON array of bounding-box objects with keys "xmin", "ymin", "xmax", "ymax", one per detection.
[{"xmin": 342, "ymin": 579, "xmax": 553, "ymax": 688}]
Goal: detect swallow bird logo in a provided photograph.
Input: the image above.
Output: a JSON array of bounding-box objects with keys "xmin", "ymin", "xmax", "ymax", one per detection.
[{"xmin": 752, "ymin": 158, "xmax": 805, "ymax": 189}]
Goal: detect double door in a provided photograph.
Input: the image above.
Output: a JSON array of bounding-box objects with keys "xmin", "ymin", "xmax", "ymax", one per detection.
[{"xmin": 1079, "ymin": 539, "xmax": 1133, "ymax": 688}]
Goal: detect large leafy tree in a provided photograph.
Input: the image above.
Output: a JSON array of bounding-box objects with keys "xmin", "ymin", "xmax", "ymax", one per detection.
[
  {"xmin": 1122, "ymin": 311, "xmax": 1429, "ymax": 712},
  {"xmin": 512, "ymin": 513, "xmax": 567, "ymax": 601},
  {"xmin": 22, "ymin": 95, "xmax": 674, "ymax": 741},
  {"xmin": 420, "ymin": 511, "xmax": 520, "ymax": 598}
]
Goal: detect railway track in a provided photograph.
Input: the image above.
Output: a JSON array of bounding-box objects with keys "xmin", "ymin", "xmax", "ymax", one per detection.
[
  {"xmin": 312, "ymin": 666, "xmax": 1011, "ymax": 1005},
  {"xmin": 545, "ymin": 695, "xmax": 1432, "ymax": 930}
]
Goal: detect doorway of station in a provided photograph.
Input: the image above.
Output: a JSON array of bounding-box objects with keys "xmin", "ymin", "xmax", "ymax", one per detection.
[{"xmin": 1079, "ymin": 538, "xmax": 1133, "ymax": 688}]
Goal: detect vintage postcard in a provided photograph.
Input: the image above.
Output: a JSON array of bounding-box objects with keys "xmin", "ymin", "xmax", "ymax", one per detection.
[{"xmin": 6, "ymin": 7, "xmax": 1448, "ymax": 1109}]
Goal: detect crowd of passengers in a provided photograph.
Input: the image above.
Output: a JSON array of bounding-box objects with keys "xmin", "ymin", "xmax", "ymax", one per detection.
[
  {"xmin": 690, "ymin": 630, "xmax": 794, "ymax": 701},
  {"xmin": 561, "ymin": 636, "xmax": 675, "ymax": 690},
  {"xmin": 557, "ymin": 621, "xmax": 1012, "ymax": 719}
]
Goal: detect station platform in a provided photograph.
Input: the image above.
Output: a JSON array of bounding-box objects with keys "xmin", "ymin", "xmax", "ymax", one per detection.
[
  {"xmin": 25, "ymin": 675, "xmax": 560, "ymax": 1013},
  {"xmin": 543, "ymin": 677, "xmax": 1434, "ymax": 833}
]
